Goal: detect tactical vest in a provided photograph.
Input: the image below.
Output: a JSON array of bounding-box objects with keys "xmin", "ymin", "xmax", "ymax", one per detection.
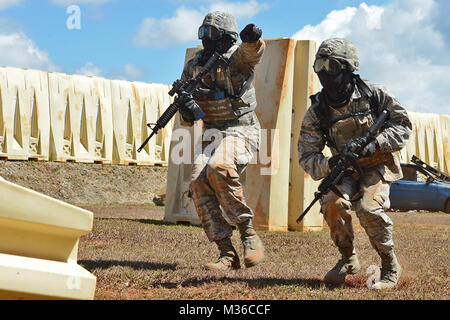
[
  {"xmin": 311, "ymin": 76, "xmax": 392, "ymax": 168},
  {"xmin": 192, "ymin": 45, "xmax": 258, "ymax": 125}
]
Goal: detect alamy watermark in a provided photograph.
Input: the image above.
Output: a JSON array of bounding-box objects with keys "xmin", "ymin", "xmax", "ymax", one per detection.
[
  {"xmin": 66, "ymin": 5, "xmax": 81, "ymax": 30},
  {"xmin": 169, "ymin": 127, "xmax": 280, "ymax": 176},
  {"xmin": 365, "ymin": 265, "xmax": 381, "ymax": 289}
]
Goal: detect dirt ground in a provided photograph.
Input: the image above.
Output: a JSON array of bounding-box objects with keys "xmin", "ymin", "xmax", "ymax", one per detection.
[
  {"xmin": 0, "ymin": 160, "xmax": 167, "ymax": 206},
  {"xmin": 1, "ymin": 160, "xmax": 449, "ymax": 301}
]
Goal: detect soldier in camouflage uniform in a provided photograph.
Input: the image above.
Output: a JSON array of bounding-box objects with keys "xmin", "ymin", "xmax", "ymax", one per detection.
[
  {"xmin": 176, "ymin": 12, "xmax": 265, "ymax": 270},
  {"xmin": 298, "ymin": 38, "xmax": 412, "ymax": 289}
]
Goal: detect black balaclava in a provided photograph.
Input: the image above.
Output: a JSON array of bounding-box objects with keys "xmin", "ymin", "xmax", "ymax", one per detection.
[
  {"xmin": 318, "ymin": 68, "xmax": 355, "ymax": 108},
  {"xmin": 200, "ymin": 34, "xmax": 235, "ymax": 65}
]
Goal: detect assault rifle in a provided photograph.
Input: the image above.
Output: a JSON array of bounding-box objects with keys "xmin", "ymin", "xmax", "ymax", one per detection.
[
  {"xmin": 137, "ymin": 52, "xmax": 229, "ymax": 153},
  {"xmin": 411, "ymin": 155, "xmax": 450, "ymax": 182},
  {"xmin": 296, "ymin": 109, "xmax": 390, "ymax": 224}
]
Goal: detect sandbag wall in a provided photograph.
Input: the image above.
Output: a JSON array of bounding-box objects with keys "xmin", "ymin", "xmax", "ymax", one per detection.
[{"xmin": 0, "ymin": 66, "xmax": 173, "ymax": 165}]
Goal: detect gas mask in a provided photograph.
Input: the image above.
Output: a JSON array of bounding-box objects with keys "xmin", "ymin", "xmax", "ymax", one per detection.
[
  {"xmin": 314, "ymin": 57, "xmax": 355, "ymax": 107},
  {"xmin": 198, "ymin": 25, "xmax": 234, "ymax": 64}
]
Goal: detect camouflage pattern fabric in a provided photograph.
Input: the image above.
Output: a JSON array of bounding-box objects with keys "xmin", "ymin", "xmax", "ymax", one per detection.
[
  {"xmin": 316, "ymin": 38, "xmax": 360, "ymax": 71},
  {"xmin": 182, "ymin": 32, "xmax": 265, "ymax": 242},
  {"xmin": 180, "ymin": 39, "xmax": 265, "ymax": 126},
  {"xmin": 319, "ymin": 169, "xmax": 393, "ymax": 258},
  {"xmin": 298, "ymin": 81, "xmax": 412, "ymax": 182},
  {"xmin": 201, "ymin": 11, "xmax": 239, "ymax": 40},
  {"xmin": 190, "ymin": 124, "xmax": 259, "ymax": 241},
  {"xmin": 298, "ymin": 79, "xmax": 411, "ymax": 261}
]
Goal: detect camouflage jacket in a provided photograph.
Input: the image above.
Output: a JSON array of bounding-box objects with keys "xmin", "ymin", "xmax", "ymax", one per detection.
[
  {"xmin": 179, "ymin": 38, "xmax": 265, "ymax": 128},
  {"xmin": 298, "ymin": 81, "xmax": 412, "ymax": 182}
]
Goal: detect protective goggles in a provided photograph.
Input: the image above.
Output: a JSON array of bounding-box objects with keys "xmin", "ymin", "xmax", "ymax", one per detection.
[
  {"xmin": 313, "ymin": 57, "xmax": 348, "ymax": 75},
  {"xmin": 198, "ymin": 25, "xmax": 224, "ymax": 40}
]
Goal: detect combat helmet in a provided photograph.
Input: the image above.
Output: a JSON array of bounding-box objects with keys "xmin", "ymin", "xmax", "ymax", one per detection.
[
  {"xmin": 200, "ymin": 11, "xmax": 238, "ymax": 41},
  {"xmin": 316, "ymin": 38, "xmax": 359, "ymax": 71}
]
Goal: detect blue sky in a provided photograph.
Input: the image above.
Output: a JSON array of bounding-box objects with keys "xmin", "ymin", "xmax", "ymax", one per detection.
[{"xmin": 0, "ymin": 0, "xmax": 448, "ymax": 114}]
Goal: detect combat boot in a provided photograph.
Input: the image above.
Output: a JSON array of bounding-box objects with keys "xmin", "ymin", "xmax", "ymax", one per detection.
[
  {"xmin": 205, "ymin": 237, "xmax": 240, "ymax": 271},
  {"xmin": 238, "ymin": 219, "xmax": 264, "ymax": 268},
  {"xmin": 324, "ymin": 251, "xmax": 360, "ymax": 285},
  {"xmin": 371, "ymin": 252, "xmax": 402, "ymax": 290}
]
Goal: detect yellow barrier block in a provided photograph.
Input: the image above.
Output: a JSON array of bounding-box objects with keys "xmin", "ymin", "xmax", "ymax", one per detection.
[
  {"xmin": 110, "ymin": 80, "xmax": 174, "ymax": 165},
  {"xmin": 0, "ymin": 253, "xmax": 96, "ymax": 300},
  {"xmin": 0, "ymin": 67, "xmax": 50, "ymax": 161},
  {"xmin": 48, "ymin": 72, "xmax": 113, "ymax": 163},
  {"xmin": 0, "ymin": 177, "xmax": 96, "ymax": 300}
]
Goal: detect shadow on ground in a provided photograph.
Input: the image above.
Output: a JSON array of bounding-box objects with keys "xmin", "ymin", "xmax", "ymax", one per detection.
[{"xmin": 79, "ymin": 259, "xmax": 178, "ymax": 271}]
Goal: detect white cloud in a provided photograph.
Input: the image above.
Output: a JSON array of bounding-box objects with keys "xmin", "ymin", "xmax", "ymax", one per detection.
[
  {"xmin": 292, "ymin": 0, "xmax": 450, "ymax": 115},
  {"xmin": 133, "ymin": 0, "xmax": 267, "ymax": 48},
  {"xmin": 210, "ymin": 0, "xmax": 268, "ymax": 20},
  {"xmin": 133, "ymin": 7, "xmax": 204, "ymax": 48},
  {"xmin": 0, "ymin": 30, "xmax": 60, "ymax": 72},
  {"xmin": 76, "ymin": 62, "xmax": 103, "ymax": 77},
  {"xmin": 75, "ymin": 62, "xmax": 144, "ymax": 81},
  {"xmin": 109, "ymin": 63, "xmax": 144, "ymax": 81},
  {"xmin": 0, "ymin": 0, "xmax": 22, "ymax": 10}
]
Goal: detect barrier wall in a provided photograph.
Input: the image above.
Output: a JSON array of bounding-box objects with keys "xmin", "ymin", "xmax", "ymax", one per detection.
[
  {"xmin": 164, "ymin": 39, "xmax": 325, "ymax": 232},
  {"xmin": 0, "ymin": 67, "xmax": 174, "ymax": 166},
  {"xmin": 48, "ymin": 73, "xmax": 113, "ymax": 163},
  {"xmin": 0, "ymin": 67, "xmax": 50, "ymax": 161},
  {"xmin": 0, "ymin": 177, "xmax": 96, "ymax": 299},
  {"xmin": 110, "ymin": 80, "xmax": 173, "ymax": 165},
  {"xmin": 398, "ymin": 112, "xmax": 450, "ymax": 174}
]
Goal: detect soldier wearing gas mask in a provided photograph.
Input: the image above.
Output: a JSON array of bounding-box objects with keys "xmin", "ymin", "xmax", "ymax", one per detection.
[
  {"xmin": 176, "ymin": 12, "xmax": 265, "ymax": 270},
  {"xmin": 298, "ymin": 38, "xmax": 412, "ymax": 289}
]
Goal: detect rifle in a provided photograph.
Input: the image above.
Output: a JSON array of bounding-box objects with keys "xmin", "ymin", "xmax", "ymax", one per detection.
[
  {"xmin": 137, "ymin": 52, "xmax": 229, "ymax": 153},
  {"xmin": 296, "ymin": 109, "xmax": 390, "ymax": 224},
  {"xmin": 411, "ymin": 155, "xmax": 450, "ymax": 182}
]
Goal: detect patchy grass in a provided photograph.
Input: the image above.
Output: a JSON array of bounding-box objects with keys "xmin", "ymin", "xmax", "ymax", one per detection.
[{"xmin": 78, "ymin": 207, "xmax": 450, "ymax": 300}]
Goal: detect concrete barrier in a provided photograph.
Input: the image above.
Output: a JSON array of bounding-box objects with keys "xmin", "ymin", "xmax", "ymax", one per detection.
[{"xmin": 0, "ymin": 177, "xmax": 96, "ymax": 300}]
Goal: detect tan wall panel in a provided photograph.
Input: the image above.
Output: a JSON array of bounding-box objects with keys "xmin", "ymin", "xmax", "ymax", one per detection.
[
  {"xmin": 110, "ymin": 80, "xmax": 174, "ymax": 165},
  {"xmin": 439, "ymin": 114, "xmax": 450, "ymax": 173},
  {"xmin": 48, "ymin": 72, "xmax": 113, "ymax": 163},
  {"xmin": 289, "ymin": 40, "xmax": 324, "ymax": 232},
  {"xmin": 247, "ymin": 38, "xmax": 296, "ymax": 231},
  {"xmin": 399, "ymin": 111, "xmax": 449, "ymax": 174},
  {"xmin": 0, "ymin": 67, "xmax": 50, "ymax": 160}
]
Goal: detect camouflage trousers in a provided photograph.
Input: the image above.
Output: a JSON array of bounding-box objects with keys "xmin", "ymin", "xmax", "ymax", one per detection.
[
  {"xmin": 189, "ymin": 126, "xmax": 259, "ymax": 242},
  {"xmin": 320, "ymin": 168, "xmax": 394, "ymax": 258}
]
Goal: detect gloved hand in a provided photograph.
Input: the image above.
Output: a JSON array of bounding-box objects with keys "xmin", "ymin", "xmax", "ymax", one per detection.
[
  {"xmin": 346, "ymin": 137, "xmax": 378, "ymax": 158},
  {"xmin": 175, "ymin": 92, "xmax": 196, "ymax": 123},
  {"xmin": 240, "ymin": 24, "xmax": 262, "ymax": 43}
]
